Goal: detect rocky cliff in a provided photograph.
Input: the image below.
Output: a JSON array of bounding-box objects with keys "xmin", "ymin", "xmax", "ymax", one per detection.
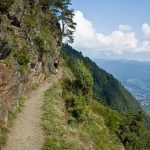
[{"xmin": 0, "ymin": 0, "xmax": 62, "ymax": 128}]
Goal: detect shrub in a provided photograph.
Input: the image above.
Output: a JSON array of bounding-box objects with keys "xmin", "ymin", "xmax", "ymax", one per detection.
[
  {"xmin": 71, "ymin": 60, "xmax": 93, "ymax": 103},
  {"xmin": 14, "ymin": 48, "xmax": 30, "ymax": 66},
  {"xmin": 65, "ymin": 93, "xmax": 86, "ymax": 122},
  {"xmin": 0, "ymin": 0, "xmax": 14, "ymax": 13},
  {"xmin": 90, "ymin": 100, "xmax": 122, "ymax": 132},
  {"xmin": 34, "ymin": 36, "xmax": 45, "ymax": 52},
  {"xmin": 42, "ymin": 138, "xmax": 58, "ymax": 150},
  {"xmin": 23, "ymin": 13, "xmax": 37, "ymax": 28}
]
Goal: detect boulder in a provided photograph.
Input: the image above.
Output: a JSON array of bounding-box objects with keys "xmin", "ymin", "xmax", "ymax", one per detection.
[{"xmin": 0, "ymin": 39, "xmax": 11, "ymax": 60}]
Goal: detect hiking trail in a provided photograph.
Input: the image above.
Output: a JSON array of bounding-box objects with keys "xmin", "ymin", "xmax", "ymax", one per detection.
[{"xmin": 3, "ymin": 71, "xmax": 62, "ymax": 150}]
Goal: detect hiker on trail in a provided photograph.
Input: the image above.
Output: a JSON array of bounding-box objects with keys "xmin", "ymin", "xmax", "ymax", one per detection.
[{"xmin": 53, "ymin": 58, "xmax": 59, "ymax": 74}]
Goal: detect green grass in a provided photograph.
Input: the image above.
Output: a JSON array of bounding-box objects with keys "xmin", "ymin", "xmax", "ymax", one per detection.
[
  {"xmin": 42, "ymin": 84, "xmax": 91, "ymax": 150},
  {"xmin": 0, "ymin": 128, "xmax": 8, "ymax": 147},
  {"xmin": 42, "ymin": 82, "xmax": 124, "ymax": 150},
  {"xmin": 31, "ymin": 83, "xmax": 38, "ymax": 90}
]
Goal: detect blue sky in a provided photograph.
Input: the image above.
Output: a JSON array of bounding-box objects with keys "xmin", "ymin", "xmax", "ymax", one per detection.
[{"xmin": 71, "ymin": 0, "xmax": 150, "ymax": 61}]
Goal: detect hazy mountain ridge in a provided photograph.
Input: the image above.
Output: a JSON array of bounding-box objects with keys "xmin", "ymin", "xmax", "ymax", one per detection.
[{"xmin": 95, "ymin": 59, "xmax": 150, "ymax": 115}]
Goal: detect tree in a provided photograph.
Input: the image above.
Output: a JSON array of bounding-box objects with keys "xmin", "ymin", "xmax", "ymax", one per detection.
[
  {"xmin": 117, "ymin": 111, "xmax": 149, "ymax": 150},
  {"xmin": 58, "ymin": 2, "xmax": 76, "ymax": 43},
  {"xmin": 40, "ymin": 0, "xmax": 76, "ymax": 43}
]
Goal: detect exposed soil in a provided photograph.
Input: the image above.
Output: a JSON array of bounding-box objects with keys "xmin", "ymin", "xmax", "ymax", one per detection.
[{"xmin": 3, "ymin": 71, "xmax": 62, "ymax": 150}]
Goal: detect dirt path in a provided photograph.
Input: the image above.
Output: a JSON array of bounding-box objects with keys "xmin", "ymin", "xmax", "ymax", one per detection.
[{"xmin": 3, "ymin": 71, "xmax": 62, "ymax": 150}]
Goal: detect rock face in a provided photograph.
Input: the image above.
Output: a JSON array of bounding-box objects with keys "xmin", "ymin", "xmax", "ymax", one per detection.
[
  {"xmin": 0, "ymin": 40, "xmax": 11, "ymax": 60},
  {"xmin": 0, "ymin": 0, "xmax": 62, "ymax": 128}
]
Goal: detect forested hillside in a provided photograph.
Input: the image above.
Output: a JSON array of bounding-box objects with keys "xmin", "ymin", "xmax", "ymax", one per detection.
[
  {"xmin": 62, "ymin": 44, "xmax": 142, "ymax": 112},
  {"xmin": 61, "ymin": 44, "xmax": 150, "ymax": 150},
  {"xmin": 95, "ymin": 59, "xmax": 150, "ymax": 116}
]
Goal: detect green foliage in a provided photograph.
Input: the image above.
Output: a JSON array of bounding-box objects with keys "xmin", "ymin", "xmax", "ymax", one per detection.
[
  {"xmin": 17, "ymin": 96, "xmax": 26, "ymax": 112},
  {"xmin": 0, "ymin": 128, "xmax": 7, "ymax": 148},
  {"xmin": 42, "ymin": 138, "xmax": 58, "ymax": 150},
  {"xmin": 61, "ymin": 44, "xmax": 150, "ymax": 149},
  {"xmin": 59, "ymin": 5, "xmax": 76, "ymax": 43},
  {"xmin": 71, "ymin": 60, "xmax": 93, "ymax": 102},
  {"xmin": 82, "ymin": 114, "xmax": 112, "ymax": 150},
  {"xmin": 117, "ymin": 111, "xmax": 150, "ymax": 150},
  {"xmin": 106, "ymin": 110, "xmax": 122, "ymax": 132},
  {"xmin": 42, "ymin": 83, "xmax": 124, "ymax": 149},
  {"xmin": 65, "ymin": 93, "xmax": 86, "ymax": 122},
  {"xmin": 34, "ymin": 36, "xmax": 45, "ymax": 52},
  {"xmin": 62, "ymin": 60, "xmax": 93, "ymax": 122},
  {"xmin": 41, "ymin": 25, "xmax": 56, "ymax": 54},
  {"xmin": 14, "ymin": 48, "xmax": 30, "ymax": 66},
  {"xmin": 31, "ymin": 83, "xmax": 38, "ymax": 90},
  {"xmin": 42, "ymin": 85, "xmax": 84, "ymax": 149},
  {"xmin": 0, "ymin": 0, "xmax": 14, "ymax": 13},
  {"xmin": 16, "ymin": 53, "xmax": 30, "ymax": 66},
  {"xmin": 62, "ymin": 78, "xmax": 87, "ymax": 122},
  {"xmin": 90, "ymin": 100, "xmax": 122, "ymax": 132},
  {"xmin": 23, "ymin": 13, "xmax": 37, "ymax": 28},
  {"xmin": 40, "ymin": 0, "xmax": 76, "ymax": 43},
  {"xmin": 61, "ymin": 44, "xmax": 142, "ymax": 113}
]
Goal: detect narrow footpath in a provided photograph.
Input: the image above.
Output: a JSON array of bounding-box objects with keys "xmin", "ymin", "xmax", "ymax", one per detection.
[{"xmin": 3, "ymin": 71, "xmax": 62, "ymax": 150}]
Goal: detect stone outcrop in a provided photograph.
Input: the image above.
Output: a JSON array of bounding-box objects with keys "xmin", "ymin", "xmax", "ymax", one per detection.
[
  {"xmin": 0, "ymin": 39, "xmax": 11, "ymax": 60},
  {"xmin": 0, "ymin": 0, "xmax": 62, "ymax": 128}
]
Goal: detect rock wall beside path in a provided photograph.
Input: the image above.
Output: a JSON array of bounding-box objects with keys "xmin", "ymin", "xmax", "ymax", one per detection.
[{"xmin": 0, "ymin": 0, "xmax": 62, "ymax": 128}]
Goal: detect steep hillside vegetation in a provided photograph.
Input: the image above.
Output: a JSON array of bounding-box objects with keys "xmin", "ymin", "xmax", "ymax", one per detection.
[
  {"xmin": 0, "ymin": 0, "xmax": 150, "ymax": 150},
  {"xmin": 62, "ymin": 44, "xmax": 142, "ymax": 112},
  {"xmin": 60, "ymin": 44, "xmax": 150, "ymax": 150},
  {"xmin": 42, "ymin": 69, "xmax": 125, "ymax": 150}
]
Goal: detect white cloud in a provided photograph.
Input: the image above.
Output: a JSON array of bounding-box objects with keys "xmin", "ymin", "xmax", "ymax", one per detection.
[
  {"xmin": 118, "ymin": 24, "xmax": 131, "ymax": 32},
  {"xmin": 72, "ymin": 11, "xmax": 150, "ymax": 58},
  {"xmin": 142, "ymin": 23, "xmax": 150, "ymax": 37}
]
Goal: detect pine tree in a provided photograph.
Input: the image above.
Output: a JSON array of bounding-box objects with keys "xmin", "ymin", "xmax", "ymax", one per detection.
[{"xmin": 40, "ymin": 0, "xmax": 76, "ymax": 43}]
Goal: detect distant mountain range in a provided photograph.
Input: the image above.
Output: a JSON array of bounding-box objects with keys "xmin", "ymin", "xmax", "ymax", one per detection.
[{"xmin": 95, "ymin": 59, "xmax": 150, "ymax": 115}]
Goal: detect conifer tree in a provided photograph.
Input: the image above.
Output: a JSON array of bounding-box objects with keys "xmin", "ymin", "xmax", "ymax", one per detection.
[{"xmin": 40, "ymin": 0, "xmax": 76, "ymax": 43}]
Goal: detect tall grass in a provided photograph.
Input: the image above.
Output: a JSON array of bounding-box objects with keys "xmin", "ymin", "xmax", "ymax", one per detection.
[{"xmin": 42, "ymin": 82, "xmax": 124, "ymax": 150}]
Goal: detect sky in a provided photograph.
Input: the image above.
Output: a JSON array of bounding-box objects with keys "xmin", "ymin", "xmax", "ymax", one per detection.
[{"xmin": 70, "ymin": 0, "xmax": 150, "ymax": 61}]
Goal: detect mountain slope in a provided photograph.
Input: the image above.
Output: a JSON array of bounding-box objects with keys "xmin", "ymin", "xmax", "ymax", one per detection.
[
  {"xmin": 95, "ymin": 59, "xmax": 150, "ymax": 115},
  {"xmin": 61, "ymin": 44, "xmax": 142, "ymax": 113},
  {"xmin": 41, "ymin": 70, "xmax": 125, "ymax": 150},
  {"xmin": 60, "ymin": 45, "xmax": 150, "ymax": 150}
]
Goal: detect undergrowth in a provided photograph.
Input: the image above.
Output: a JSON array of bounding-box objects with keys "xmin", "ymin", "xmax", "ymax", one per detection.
[{"xmin": 42, "ymin": 78, "xmax": 124, "ymax": 150}]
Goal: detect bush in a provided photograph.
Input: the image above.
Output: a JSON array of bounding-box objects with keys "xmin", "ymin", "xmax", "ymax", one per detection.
[
  {"xmin": 65, "ymin": 93, "xmax": 86, "ymax": 122},
  {"xmin": 90, "ymin": 100, "xmax": 122, "ymax": 132},
  {"xmin": 34, "ymin": 36, "xmax": 45, "ymax": 52},
  {"xmin": 42, "ymin": 138, "xmax": 58, "ymax": 150},
  {"xmin": 71, "ymin": 60, "xmax": 93, "ymax": 103},
  {"xmin": 23, "ymin": 13, "xmax": 37, "ymax": 28},
  {"xmin": 14, "ymin": 48, "xmax": 30, "ymax": 66},
  {"xmin": 0, "ymin": 0, "xmax": 14, "ymax": 13},
  {"xmin": 62, "ymin": 60, "xmax": 93, "ymax": 123}
]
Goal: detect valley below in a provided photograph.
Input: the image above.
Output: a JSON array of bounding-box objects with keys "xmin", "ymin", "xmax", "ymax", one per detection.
[{"xmin": 95, "ymin": 59, "xmax": 150, "ymax": 115}]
